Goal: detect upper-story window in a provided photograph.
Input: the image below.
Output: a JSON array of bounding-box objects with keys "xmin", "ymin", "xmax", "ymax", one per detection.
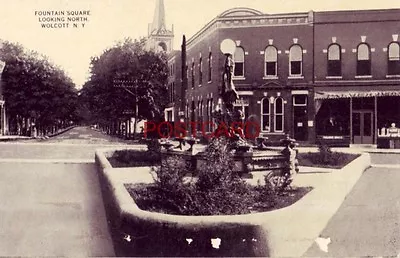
[
  {"xmin": 191, "ymin": 61, "xmax": 195, "ymax": 88},
  {"xmin": 289, "ymin": 45, "xmax": 303, "ymax": 76},
  {"xmin": 265, "ymin": 46, "xmax": 278, "ymax": 77},
  {"xmin": 327, "ymin": 44, "xmax": 342, "ymax": 76},
  {"xmin": 234, "ymin": 47, "xmax": 245, "ymax": 77},
  {"xmin": 199, "ymin": 57, "xmax": 203, "ymax": 85},
  {"xmin": 261, "ymin": 97, "xmax": 270, "ymax": 132},
  {"xmin": 208, "ymin": 52, "xmax": 212, "ymax": 82},
  {"xmin": 388, "ymin": 42, "xmax": 400, "ymax": 75},
  {"xmin": 357, "ymin": 43, "xmax": 371, "ymax": 76}
]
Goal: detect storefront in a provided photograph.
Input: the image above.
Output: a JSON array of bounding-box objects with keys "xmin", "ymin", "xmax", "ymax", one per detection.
[{"xmin": 315, "ymin": 90, "xmax": 400, "ymax": 146}]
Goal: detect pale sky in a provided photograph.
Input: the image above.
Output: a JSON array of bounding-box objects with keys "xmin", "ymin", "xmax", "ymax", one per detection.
[{"xmin": 1, "ymin": 0, "xmax": 400, "ymax": 88}]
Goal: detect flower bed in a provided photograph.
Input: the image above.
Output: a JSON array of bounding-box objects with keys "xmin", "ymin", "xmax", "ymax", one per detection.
[
  {"xmin": 121, "ymin": 138, "xmax": 311, "ymax": 216},
  {"xmin": 127, "ymin": 182, "xmax": 311, "ymax": 215},
  {"xmin": 298, "ymin": 145, "xmax": 360, "ymax": 169}
]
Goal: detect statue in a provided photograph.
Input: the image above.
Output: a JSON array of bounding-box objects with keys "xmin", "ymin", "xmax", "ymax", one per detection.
[{"xmin": 221, "ymin": 54, "xmax": 239, "ymax": 112}]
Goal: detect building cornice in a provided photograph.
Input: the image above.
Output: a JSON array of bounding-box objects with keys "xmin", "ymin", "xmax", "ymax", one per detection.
[{"xmin": 186, "ymin": 8, "xmax": 311, "ymax": 51}]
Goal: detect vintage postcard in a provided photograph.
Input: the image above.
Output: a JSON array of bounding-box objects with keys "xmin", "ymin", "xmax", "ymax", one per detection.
[{"xmin": 1, "ymin": 0, "xmax": 400, "ymax": 257}]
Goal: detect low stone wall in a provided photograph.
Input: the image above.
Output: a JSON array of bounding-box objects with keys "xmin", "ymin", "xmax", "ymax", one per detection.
[{"xmin": 95, "ymin": 147, "xmax": 371, "ymax": 257}]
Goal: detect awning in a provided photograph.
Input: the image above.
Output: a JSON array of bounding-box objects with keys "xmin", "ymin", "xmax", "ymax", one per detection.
[{"xmin": 315, "ymin": 90, "xmax": 400, "ymax": 100}]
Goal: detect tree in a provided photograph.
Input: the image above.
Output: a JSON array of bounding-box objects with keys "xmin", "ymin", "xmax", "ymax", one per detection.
[
  {"xmin": 79, "ymin": 38, "xmax": 168, "ymax": 136},
  {"xmin": 0, "ymin": 40, "xmax": 78, "ymax": 135}
]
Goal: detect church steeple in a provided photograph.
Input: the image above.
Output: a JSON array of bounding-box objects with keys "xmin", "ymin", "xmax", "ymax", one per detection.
[
  {"xmin": 147, "ymin": 0, "xmax": 174, "ymax": 53},
  {"xmin": 150, "ymin": 0, "xmax": 167, "ymax": 35}
]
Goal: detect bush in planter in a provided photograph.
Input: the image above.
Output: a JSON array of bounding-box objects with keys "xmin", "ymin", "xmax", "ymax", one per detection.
[
  {"xmin": 192, "ymin": 137, "xmax": 255, "ymax": 215},
  {"xmin": 310, "ymin": 144, "xmax": 349, "ymax": 166},
  {"xmin": 132, "ymin": 136, "xmax": 279, "ymax": 215},
  {"xmin": 149, "ymin": 155, "xmax": 195, "ymax": 214}
]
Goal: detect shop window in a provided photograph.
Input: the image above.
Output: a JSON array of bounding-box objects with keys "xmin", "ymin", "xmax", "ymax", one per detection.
[
  {"xmin": 209, "ymin": 98, "xmax": 214, "ymax": 131},
  {"xmin": 388, "ymin": 42, "xmax": 400, "ymax": 75},
  {"xmin": 274, "ymin": 97, "xmax": 284, "ymax": 132},
  {"xmin": 357, "ymin": 43, "xmax": 371, "ymax": 76},
  {"xmin": 289, "ymin": 45, "xmax": 303, "ymax": 76},
  {"xmin": 265, "ymin": 46, "xmax": 277, "ymax": 76},
  {"xmin": 327, "ymin": 44, "xmax": 342, "ymax": 76},
  {"xmin": 261, "ymin": 98, "xmax": 270, "ymax": 132},
  {"xmin": 234, "ymin": 47, "xmax": 245, "ymax": 77},
  {"xmin": 208, "ymin": 52, "xmax": 212, "ymax": 82}
]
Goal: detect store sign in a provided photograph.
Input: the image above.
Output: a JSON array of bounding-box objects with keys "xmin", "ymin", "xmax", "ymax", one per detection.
[
  {"xmin": 322, "ymin": 136, "xmax": 344, "ymax": 139},
  {"xmin": 234, "ymin": 99, "xmax": 249, "ymax": 106}
]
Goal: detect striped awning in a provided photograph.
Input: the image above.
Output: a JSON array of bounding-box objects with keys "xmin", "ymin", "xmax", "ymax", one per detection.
[{"xmin": 315, "ymin": 90, "xmax": 400, "ymax": 100}]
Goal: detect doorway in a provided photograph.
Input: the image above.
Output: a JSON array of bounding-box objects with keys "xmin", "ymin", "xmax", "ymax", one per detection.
[{"xmin": 352, "ymin": 111, "xmax": 373, "ymax": 144}]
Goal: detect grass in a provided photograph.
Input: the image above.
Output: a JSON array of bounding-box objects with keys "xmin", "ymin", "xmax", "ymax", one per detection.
[
  {"xmin": 297, "ymin": 151, "xmax": 360, "ymax": 169},
  {"xmin": 125, "ymin": 183, "xmax": 312, "ymax": 215}
]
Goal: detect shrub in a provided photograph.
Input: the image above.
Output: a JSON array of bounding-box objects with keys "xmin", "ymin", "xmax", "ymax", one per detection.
[
  {"xmin": 191, "ymin": 137, "xmax": 255, "ymax": 215},
  {"xmin": 299, "ymin": 143, "xmax": 356, "ymax": 167},
  {"xmin": 130, "ymin": 136, "xmax": 285, "ymax": 215},
  {"xmin": 151, "ymin": 155, "xmax": 189, "ymax": 191}
]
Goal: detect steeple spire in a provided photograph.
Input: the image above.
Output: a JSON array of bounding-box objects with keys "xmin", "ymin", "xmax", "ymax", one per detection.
[
  {"xmin": 150, "ymin": 0, "xmax": 167, "ymax": 35},
  {"xmin": 147, "ymin": 0, "xmax": 174, "ymax": 53}
]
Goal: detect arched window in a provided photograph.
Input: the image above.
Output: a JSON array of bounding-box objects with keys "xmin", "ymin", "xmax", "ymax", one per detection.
[
  {"xmin": 289, "ymin": 45, "xmax": 303, "ymax": 76},
  {"xmin": 199, "ymin": 57, "xmax": 203, "ymax": 85},
  {"xmin": 234, "ymin": 47, "xmax": 245, "ymax": 77},
  {"xmin": 327, "ymin": 44, "xmax": 341, "ymax": 76},
  {"xmin": 274, "ymin": 97, "xmax": 284, "ymax": 132},
  {"xmin": 208, "ymin": 52, "xmax": 212, "ymax": 82},
  {"xmin": 388, "ymin": 42, "xmax": 400, "ymax": 75},
  {"xmin": 261, "ymin": 98, "xmax": 270, "ymax": 132},
  {"xmin": 357, "ymin": 43, "xmax": 371, "ymax": 76},
  {"xmin": 265, "ymin": 46, "xmax": 278, "ymax": 77}
]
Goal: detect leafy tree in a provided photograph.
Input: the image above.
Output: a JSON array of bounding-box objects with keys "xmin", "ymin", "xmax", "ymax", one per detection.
[
  {"xmin": 0, "ymin": 40, "xmax": 78, "ymax": 136},
  {"xmin": 79, "ymin": 38, "xmax": 168, "ymax": 135}
]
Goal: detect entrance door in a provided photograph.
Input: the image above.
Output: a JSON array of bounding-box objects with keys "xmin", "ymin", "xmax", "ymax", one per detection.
[
  {"xmin": 352, "ymin": 111, "xmax": 373, "ymax": 144},
  {"xmin": 294, "ymin": 106, "xmax": 308, "ymax": 141}
]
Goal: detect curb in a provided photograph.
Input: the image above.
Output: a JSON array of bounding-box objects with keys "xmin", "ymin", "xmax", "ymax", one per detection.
[{"xmin": 95, "ymin": 147, "xmax": 370, "ymax": 257}]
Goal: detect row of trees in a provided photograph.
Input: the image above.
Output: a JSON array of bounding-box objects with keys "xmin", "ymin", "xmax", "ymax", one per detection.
[
  {"xmin": 0, "ymin": 40, "xmax": 79, "ymax": 136},
  {"xmin": 0, "ymin": 37, "xmax": 168, "ymax": 137},
  {"xmin": 78, "ymin": 38, "xmax": 169, "ymax": 137}
]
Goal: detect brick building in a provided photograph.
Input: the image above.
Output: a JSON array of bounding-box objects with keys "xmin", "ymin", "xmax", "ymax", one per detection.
[{"xmin": 167, "ymin": 7, "xmax": 400, "ymax": 145}]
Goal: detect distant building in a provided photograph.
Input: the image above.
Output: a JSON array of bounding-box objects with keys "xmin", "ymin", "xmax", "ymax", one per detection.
[
  {"xmin": 146, "ymin": 0, "xmax": 174, "ymax": 53},
  {"xmin": 166, "ymin": 7, "xmax": 400, "ymax": 145}
]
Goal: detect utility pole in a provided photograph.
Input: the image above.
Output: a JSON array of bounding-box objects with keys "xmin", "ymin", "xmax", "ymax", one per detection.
[{"xmin": 113, "ymin": 78, "xmax": 138, "ymax": 139}]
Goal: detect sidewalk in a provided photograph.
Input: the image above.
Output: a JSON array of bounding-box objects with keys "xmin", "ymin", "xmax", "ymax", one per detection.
[{"xmin": 0, "ymin": 135, "xmax": 31, "ymax": 142}]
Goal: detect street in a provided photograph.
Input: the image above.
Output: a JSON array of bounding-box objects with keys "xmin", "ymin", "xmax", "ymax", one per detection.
[
  {"xmin": 0, "ymin": 126, "xmax": 133, "ymax": 256},
  {"xmin": 304, "ymin": 155, "xmax": 400, "ymax": 257}
]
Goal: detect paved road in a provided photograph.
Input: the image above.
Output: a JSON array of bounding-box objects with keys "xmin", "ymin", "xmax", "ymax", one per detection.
[
  {"xmin": 304, "ymin": 154, "xmax": 400, "ymax": 257},
  {"xmin": 0, "ymin": 126, "xmax": 132, "ymax": 256}
]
